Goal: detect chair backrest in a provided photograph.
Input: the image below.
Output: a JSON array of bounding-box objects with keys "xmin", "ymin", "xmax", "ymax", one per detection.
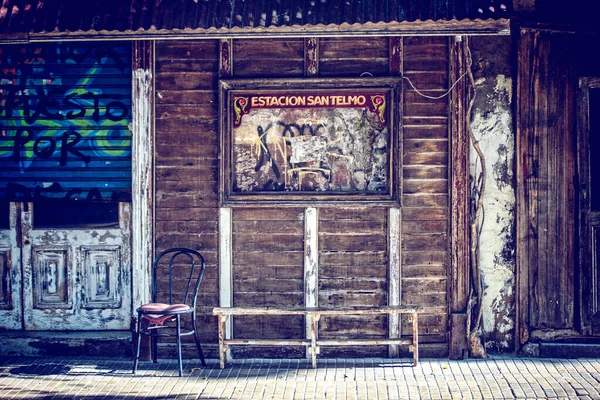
[{"xmin": 151, "ymin": 248, "xmax": 206, "ymax": 308}]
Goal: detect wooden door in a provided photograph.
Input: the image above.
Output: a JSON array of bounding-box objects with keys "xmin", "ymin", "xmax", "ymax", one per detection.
[
  {"xmin": 19, "ymin": 202, "xmax": 132, "ymax": 330},
  {"xmin": 0, "ymin": 202, "xmax": 22, "ymax": 329},
  {"xmin": 578, "ymin": 77, "xmax": 600, "ymax": 335},
  {"xmin": 517, "ymin": 29, "xmax": 577, "ymax": 343}
]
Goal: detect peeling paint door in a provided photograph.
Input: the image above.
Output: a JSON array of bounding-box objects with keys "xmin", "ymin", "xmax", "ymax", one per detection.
[
  {"xmin": 0, "ymin": 202, "xmax": 22, "ymax": 329},
  {"xmin": 20, "ymin": 202, "xmax": 132, "ymax": 330},
  {"xmin": 578, "ymin": 78, "xmax": 600, "ymax": 335}
]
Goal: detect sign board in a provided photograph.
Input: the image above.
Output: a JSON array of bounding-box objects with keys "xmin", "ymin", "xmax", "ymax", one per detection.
[{"xmin": 220, "ymin": 78, "xmax": 401, "ymax": 205}]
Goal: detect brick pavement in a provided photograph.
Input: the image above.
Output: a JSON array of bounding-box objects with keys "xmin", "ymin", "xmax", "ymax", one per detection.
[{"xmin": 1, "ymin": 356, "xmax": 599, "ymax": 399}]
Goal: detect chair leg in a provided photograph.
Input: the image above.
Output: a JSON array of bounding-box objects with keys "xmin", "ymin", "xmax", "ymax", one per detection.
[
  {"xmin": 133, "ymin": 314, "xmax": 143, "ymax": 374},
  {"xmin": 152, "ymin": 325, "xmax": 158, "ymax": 364},
  {"xmin": 192, "ymin": 315, "xmax": 206, "ymax": 366},
  {"xmin": 176, "ymin": 315, "xmax": 183, "ymax": 377}
]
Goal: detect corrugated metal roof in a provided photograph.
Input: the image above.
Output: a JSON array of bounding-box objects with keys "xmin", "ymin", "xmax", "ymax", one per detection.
[{"xmin": 0, "ymin": 0, "xmax": 512, "ymax": 39}]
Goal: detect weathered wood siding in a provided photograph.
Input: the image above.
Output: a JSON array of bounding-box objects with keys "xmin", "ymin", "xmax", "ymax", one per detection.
[
  {"xmin": 232, "ymin": 208, "xmax": 305, "ymax": 358},
  {"xmin": 154, "ymin": 40, "xmax": 221, "ymax": 356},
  {"xmin": 318, "ymin": 207, "xmax": 389, "ymax": 357},
  {"xmin": 154, "ymin": 36, "xmax": 450, "ymax": 358},
  {"xmin": 517, "ymin": 29, "xmax": 576, "ymax": 342},
  {"xmin": 402, "ymin": 37, "xmax": 449, "ymax": 354}
]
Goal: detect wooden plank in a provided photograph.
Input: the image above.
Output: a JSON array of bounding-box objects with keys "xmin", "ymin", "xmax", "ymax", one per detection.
[
  {"xmin": 319, "ymin": 37, "xmax": 389, "ymax": 58},
  {"xmin": 155, "ymin": 90, "xmax": 217, "ymax": 105},
  {"xmin": 402, "ymin": 251, "xmax": 447, "ymax": 266},
  {"xmin": 234, "ymin": 208, "xmax": 304, "ymax": 221},
  {"xmin": 402, "ymin": 235, "xmax": 447, "ymax": 251},
  {"xmin": 402, "ymin": 194, "xmax": 448, "ymax": 208},
  {"xmin": 319, "ymin": 208, "xmax": 387, "ymax": 221},
  {"xmin": 401, "ymin": 207, "xmax": 447, "ymax": 220},
  {"xmin": 404, "ymin": 152, "xmax": 448, "ymax": 166},
  {"xmin": 319, "ymin": 234, "xmax": 387, "ymax": 252},
  {"xmin": 233, "ymin": 220, "xmax": 304, "ymax": 234},
  {"xmin": 403, "ymin": 179, "xmax": 448, "ymax": 194},
  {"xmin": 156, "ymin": 59, "xmax": 218, "ymax": 73},
  {"xmin": 403, "ymin": 125, "xmax": 448, "ymax": 139},
  {"xmin": 156, "ymin": 41, "xmax": 219, "ymax": 59},
  {"xmin": 403, "ymin": 166, "xmax": 448, "ymax": 180},
  {"xmin": 232, "ymin": 252, "xmax": 303, "ymax": 267},
  {"xmin": 155, "ymin": 72, "xmax": 217, "ymax": 90},
  {"xmin": 233, "ymin": 39, "xmax": 304, "ymax": 59},
  {"xmin": 232, "ymin": 234, "xmax": 304, "ymax": 252},
  {"xmin": 403, "ymin": 220, "xmax": 447, "ymax": 234},
  {"xmin": 402, "ymin": 264, "xmax": 447, "ymax": 279},
  {"xmin": 404, "ymin": 139, "xmax": 448, "ymax": 153},
  {"xmin": 213, "ymin": 305, "xmax": 427, "ymax": 315},
  {"xmin": 319, "ymin": 219, "xmax": 386, "ymax": 233}
]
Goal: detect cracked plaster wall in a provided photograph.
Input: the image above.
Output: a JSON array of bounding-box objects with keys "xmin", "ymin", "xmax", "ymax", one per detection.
[{"xmin": 469, "ymin": 36, "xmax": 516, "ymax": 352}]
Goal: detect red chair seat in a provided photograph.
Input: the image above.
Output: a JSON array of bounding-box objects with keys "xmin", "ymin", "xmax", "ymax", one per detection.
[{"xmin": 140, "ymin": 303, "xmax": 191, "ymax": 325}]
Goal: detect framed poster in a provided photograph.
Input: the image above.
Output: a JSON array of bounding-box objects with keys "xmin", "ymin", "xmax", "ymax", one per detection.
[{"xmin": 219, "ymin": 78, "xmax": 401, "ymax": 205}]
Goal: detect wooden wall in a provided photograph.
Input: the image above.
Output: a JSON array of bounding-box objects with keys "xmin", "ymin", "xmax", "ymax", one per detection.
[
  {"xmin": 154, "ymin": 36, "xmax": 450, "ymax": 358},
  {"xmin": 154, "ymin": 40, "xmax": 221, "ymax": 356},
  {"xmin": 401, "ymin": 37, "xmax": 449, "ymax": 352}
]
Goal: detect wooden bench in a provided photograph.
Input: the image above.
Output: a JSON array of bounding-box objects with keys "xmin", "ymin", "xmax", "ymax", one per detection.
[{"xmin": 212, "ymin": 305, "xmax": 425, "ymax": 368}]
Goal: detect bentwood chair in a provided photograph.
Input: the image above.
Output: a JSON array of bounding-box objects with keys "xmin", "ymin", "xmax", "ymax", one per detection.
[{"xmin": 132, "ymin": 248, "xmax": 207, "ymax": 376}]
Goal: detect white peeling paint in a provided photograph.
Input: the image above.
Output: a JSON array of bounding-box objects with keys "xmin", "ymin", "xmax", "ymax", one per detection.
[{"xmin": 470, "ymin": 74, "xmax": 516, "ymax": 351}]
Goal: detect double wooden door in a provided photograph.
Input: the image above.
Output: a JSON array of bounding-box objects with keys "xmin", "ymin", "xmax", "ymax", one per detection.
[{"xmin": 0, "ymin": 202, "xmax": 132, "ymax": 330}]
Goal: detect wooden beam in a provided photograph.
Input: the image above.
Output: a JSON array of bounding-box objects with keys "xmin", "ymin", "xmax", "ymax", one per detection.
[
  {"xmin": 304, "ymin": 38, "xmax": 319, "ymax": 76},
  {"xmin": 388, "ymin": 207, "xmax": 401, "ymax": 357},
  {"xmin": 448, "ymin": 35, "xmax": 470, "ymax": 359},
  {"xmin": 219, "ymin": 207, "xmax": 233, "ymax": 360},
  {"xmin": 304, "ymin": 207, "xmax": 319, "ymax": 359},
  {"xmin": 219, "ymin": 38, "xmax": 232, "ymax": 78},
  {"xmin": 389, "ymin": 37, "xmax": 402, "ymax": 76},
  {"xmin": 131, "ymin": 40, "xmax": 155, "ymax": 321}
]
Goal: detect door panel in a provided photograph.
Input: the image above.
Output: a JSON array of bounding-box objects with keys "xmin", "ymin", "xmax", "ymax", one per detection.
[
  {"xmin": 579, "ymin": 78, "xmax": 600, "ymax": 335},
  {"xmin": 517, "ymin": 30, "xmax": 577, "ymax": 340},
  {"xmin": 0, "ymin": 203, "xmax": 22, "ymax": 329},
  {"xmin": 21, "ymin": 203, "xmax": 132, "ymax": 330}
]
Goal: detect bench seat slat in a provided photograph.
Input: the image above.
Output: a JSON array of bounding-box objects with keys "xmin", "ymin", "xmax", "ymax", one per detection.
[
  {"xmin": 224, "ymin": 339, "xmax": 311, "ymax": 346},
  {"xmin": 213, "ymin": 306, "xmax": 424, "ymax": 316}
]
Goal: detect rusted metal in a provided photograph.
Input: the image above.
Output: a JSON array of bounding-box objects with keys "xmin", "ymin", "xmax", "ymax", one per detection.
[
  {"xmin": 0, "ymin": 1, "xmax": 512, "ymax": 41},
  {"xmin": 213, "ymin": 306, "xmax": 425, "ymax": 368}
]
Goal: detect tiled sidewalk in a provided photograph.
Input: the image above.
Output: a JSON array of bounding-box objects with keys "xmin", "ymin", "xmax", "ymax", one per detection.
[{"xmin": 1, "ymin": 356, "xmax": 600, "ymax": 399}]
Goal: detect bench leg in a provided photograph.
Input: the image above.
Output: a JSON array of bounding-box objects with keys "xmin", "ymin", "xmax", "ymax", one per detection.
[
  {"xmin": 310, "ymin": 314, "xmax": 320, "ymax": 368},
  {"xmin": 411, "ymin": 312, "xmax": 419, "ymax": 367},
  {"xmin": 218, "ymin": 314, "xmax": 228, "ymax": 369}
]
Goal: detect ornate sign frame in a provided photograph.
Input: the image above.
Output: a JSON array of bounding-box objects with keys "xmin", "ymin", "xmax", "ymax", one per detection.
[{"xmin": 219, "ymin": 78, "xmax": 401, "ymax": 206}]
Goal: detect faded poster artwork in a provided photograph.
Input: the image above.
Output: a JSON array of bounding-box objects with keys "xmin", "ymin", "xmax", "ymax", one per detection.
[{"xmin": 232, "ymin": 100, "xmax": 389, "ymax": 193}]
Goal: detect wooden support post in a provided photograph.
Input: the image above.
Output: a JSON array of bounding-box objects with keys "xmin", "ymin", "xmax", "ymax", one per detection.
[
  {"xmin": 218, "ymin": 314, "xmax": 228, "ymax": 368},
  {"xmin": 304, "ymin": 38, "xmax": 319, "ymax": 76},
  {"xmin": 389, "ymin": 36, "xmax": 402, "ymax": 76},
  {"xmin": 219, "ymin": 207, "xmax": 233, "ymax": 361},
  {"xmin": 310, "ymin": 313, "xmax": 320, "ymax": 368},
  {"xmin": 388, "ymin": 208, "xmax": 402, "ymax": 357},
  {"xmin": 304, "ymin": 207, "xmax": 319, "ymax": 359},
  {"xmin": 411, "ymin": 312, "xmax": 419, "ymax": 366},
  {"xmin": 449, "ymin": 35, "xmax": 471, "ymax": 359},
  {"xmin": 219, "ymin": 39, "xmax": 233, "ymax": 78},
  {"xmin": 131, "ymin": 40, "xmax": 155, "ymax": 359}
]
